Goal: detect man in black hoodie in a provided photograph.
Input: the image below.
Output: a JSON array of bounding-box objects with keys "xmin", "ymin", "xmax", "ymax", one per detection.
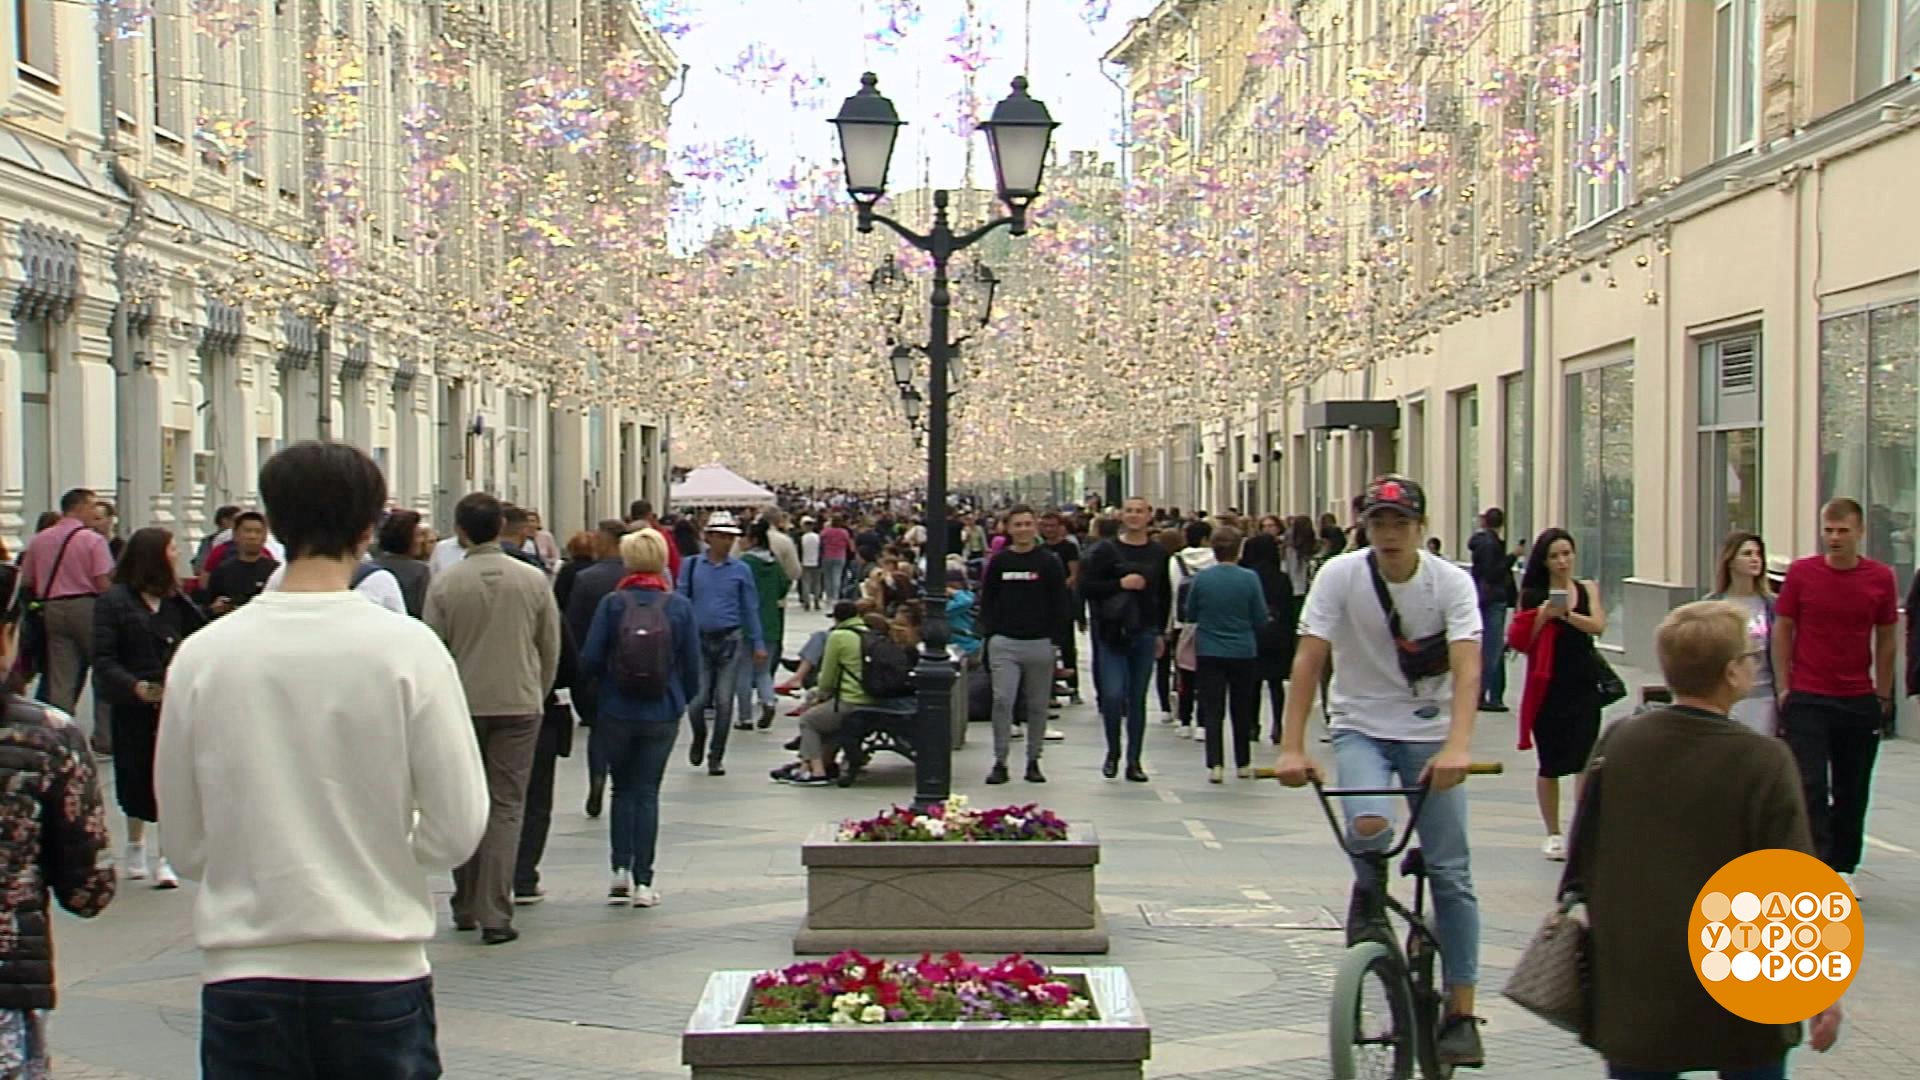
[
  {"xmin": 1080, "ymin": 496, "xmax": 1172, "ymax": 782},
  {"xmin": 978, "ymin": 506, "xmax": 1068, "ymax": 785}
]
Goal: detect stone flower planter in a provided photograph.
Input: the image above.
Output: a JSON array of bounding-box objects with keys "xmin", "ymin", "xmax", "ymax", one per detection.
[
  {"xmin": 683, "ymin": 966, "xmax": 1149, "ymax": 1079},
  {"xmin": 793, "ymin": 823, "xmax": 1108, "ymax": 955}
]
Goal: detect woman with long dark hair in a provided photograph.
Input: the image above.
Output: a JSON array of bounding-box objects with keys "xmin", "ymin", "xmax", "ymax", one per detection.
[
  {"xmin": 671, "ymin": 517, "xmax": 701, "ymax": 560},
  {"xmin": 1506, "ymin": 527, "xmax": 1606, "ymax": 862},
  {"xmin": 1239, "ymin": 532, "xmax": 1297, "ymax": 743},
  {"xmin": 1705, "ymin": 530, "xmax": 1778, "ymax": 736},
  {"xmin": 92, "ymin": 527, "xmax": 207, "ymax": 888}
]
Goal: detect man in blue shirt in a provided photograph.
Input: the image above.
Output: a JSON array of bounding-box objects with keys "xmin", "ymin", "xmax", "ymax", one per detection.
[{"xmin": 676, "ymin": 511, "xmax": 764, "ymax": 776}]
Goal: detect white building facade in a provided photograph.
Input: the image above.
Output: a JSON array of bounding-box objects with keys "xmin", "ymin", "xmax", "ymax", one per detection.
[{"xmin": 1, "ymin": 0, "xmax": 676, "ymax": 559}]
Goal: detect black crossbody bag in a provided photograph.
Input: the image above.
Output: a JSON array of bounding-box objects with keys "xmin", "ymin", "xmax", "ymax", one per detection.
[{"xmin": 1365, "ymin": 551, "xmax": 1451, "ymax": 688}]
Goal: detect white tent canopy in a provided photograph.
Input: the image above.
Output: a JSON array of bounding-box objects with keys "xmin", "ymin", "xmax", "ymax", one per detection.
[{"xmin": 670, "ymin": 464, "xmax": 778, "ymax": 508}]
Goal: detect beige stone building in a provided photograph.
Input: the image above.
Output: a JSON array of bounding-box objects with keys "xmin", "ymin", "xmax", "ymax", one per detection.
[
  {"xmin": 1105, "ymin": 0, "xmax": 1920, "ymax": 665},
  {"xmin": 0, "ymin": 0, "xmax": 678, "ymax": 559}
]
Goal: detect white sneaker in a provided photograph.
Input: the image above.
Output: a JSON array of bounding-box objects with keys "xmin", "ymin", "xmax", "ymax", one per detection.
[
  {"xmin": 1010, "ymin": 725, "xmax": 1025, "ymax": 740},
  {"xmin": 1542, "ymin": 835, "xmax": 1567, "ymax": 862},
  {"xmin": 1236, "ymin": 766, "xmax": 1254, "ymax": 780},
  {"xmin": 123, "ymin": 843, "xmax": 148, "ymax": 881},
  {"xmin": 1044, "ymin": 727, "xmax": 1065, "ymax": 741},
  {"xmin": 1842, "ymin": 872, "xmax": 1862, "ymax": 902},
  {"xmin": 607, "ymin": 870, "xmax": 632, "ymax": 905},
  {"xmin": 153, "ymin": 858, "xmax": 180, "ymax": 890},
  {"xmin": 632, "ymin": 884, "xmax": 661, "ymax": 908},
  {"xmin": 1185, "ymin": 726, "xmax": 1200, "ymax": 741},
  {"xmin": 1208, "ymin": 766, "xmax": 1224, "ymax": 784},
  {"xmin": 1160, "ymin": 712, "xmax": 1176, "ymax": 725}
]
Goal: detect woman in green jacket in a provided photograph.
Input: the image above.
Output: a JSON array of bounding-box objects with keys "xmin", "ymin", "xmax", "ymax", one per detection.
[{"xmin": 735, "ymin": 520, "xmax": 792, "ymax": 731}]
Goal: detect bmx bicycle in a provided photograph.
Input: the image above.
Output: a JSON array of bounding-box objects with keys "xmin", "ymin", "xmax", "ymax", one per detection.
[{"xmin": 1309, "ymin": 762, "xmax": 1504, "ymax": 1080}]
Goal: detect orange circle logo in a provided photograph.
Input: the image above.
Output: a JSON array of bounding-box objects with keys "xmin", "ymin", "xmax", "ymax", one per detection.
[{"xmin": 1688, "ymin": 850, "xmax": 1862, "ymax": 1023}]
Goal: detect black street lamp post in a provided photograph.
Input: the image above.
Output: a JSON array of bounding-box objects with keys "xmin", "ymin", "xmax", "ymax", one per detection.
[{"xmin": 831, "ymin": 72, "xmax": 1057, "ymax": 808}]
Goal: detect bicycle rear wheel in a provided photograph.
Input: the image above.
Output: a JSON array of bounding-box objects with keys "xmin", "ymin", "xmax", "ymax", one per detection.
[{"xmin": 1329, "ymin": 940, "xmax": 1416, "ymax": 1080}]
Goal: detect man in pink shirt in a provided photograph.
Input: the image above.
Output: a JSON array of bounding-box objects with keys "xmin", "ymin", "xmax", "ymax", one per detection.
[
  {"xmin": 14, "ymin": 488, "xmax": 116, "ymax": 713},
  {"xmin": 817, "ymin": 515, "xmax": 854, "ymax": 605}
]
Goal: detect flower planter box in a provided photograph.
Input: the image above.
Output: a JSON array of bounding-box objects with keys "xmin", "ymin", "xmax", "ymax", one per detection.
[
  {"xmin": 683, "ymin": 966, "xmax": 1149, "ymax": 1079},
  {"xmin": 793, "ymin": 823, "xmax": 1108, "ymax": 955}
]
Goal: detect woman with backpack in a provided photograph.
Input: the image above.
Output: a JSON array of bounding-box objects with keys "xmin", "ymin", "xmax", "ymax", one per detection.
[
  {"xmin": 579, "ymin": 528, "xmax": 701, "ymax": 908},
  {"xmin": 769, "ymin": 600, "xmax": 911, "ymax": 786}
]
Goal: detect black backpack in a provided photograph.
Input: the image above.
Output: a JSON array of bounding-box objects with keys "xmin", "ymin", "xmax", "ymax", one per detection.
[
  {"xmin": 610, "ymin": 591, "xmax": 673, "ymax": 699},
  {"xmin": 855, "ymin": 628, "xmax": 916, "ymax": 698}
]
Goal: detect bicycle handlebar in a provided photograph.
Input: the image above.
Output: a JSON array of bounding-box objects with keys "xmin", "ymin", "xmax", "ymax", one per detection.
[
  {"xmin": 1301, "ymin": 762, "xmax": 1505, "ymax": 862},
  {"xmin": 1310, "ymin": 761, "xmax": 1505, "ymax": 798}
]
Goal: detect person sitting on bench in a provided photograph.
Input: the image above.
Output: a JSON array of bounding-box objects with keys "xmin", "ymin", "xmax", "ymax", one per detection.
[{"xmin": 769, "ymin": 601, "xmax": 911, "ymax": 786}]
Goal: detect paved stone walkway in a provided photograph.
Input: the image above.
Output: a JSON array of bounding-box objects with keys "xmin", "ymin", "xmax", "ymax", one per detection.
[{"xmin": 47, "ymin": 614, "xmax": 1920, "ymax": 1078}]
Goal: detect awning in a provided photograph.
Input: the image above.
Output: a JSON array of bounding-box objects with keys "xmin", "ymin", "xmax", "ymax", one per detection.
[
  {"xmin": 670, "ymin": 464, "xmax": 778, "ymax": 508},
  {"xmin": 1305, "ymin": 400, "xmax": 1400, "ymax": 431}
]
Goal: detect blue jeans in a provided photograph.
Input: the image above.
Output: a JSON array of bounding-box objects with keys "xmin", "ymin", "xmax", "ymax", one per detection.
[
  {"xmin": 689, "ymin": 629, "xmax": 747, "ymax": 761},
  {"xmin": 1607, "ymin": 1064, "xmax": 1786, "ymax": 1080},
  {"xmin": 201, "ymin": 977, "xmax": 439, "ymax": 1079},
  {"xmin": 1479, "ymin": 602, "xmax": 1508, "ymax": 705},
  {"xmin": 1093, "ymin": 628, "xmax": 1159, "ymax": 764},
  {"xmin": 733, "ymin": 647, "xmax": 775, "ymax": 717},
  {"xmin": 595, "ymin": 719, "xmax": 677, "ymax": 884},
  {"xmin": 1329, "ymin": 729, "xmax": 1480, "ymax": 990}
]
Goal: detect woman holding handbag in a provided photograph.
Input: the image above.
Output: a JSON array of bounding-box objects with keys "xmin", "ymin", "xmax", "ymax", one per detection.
[
  {"xmin": 1508, "ymin": 528, "xmax": 1606, "ymax": 863},
  {"xmin": 92, "ymin": 527, "xmax": 206, "ymax": 889},
  {"xmin": 1560, "ymin": 601, "xmax": 1841, "ymax": 1078}
]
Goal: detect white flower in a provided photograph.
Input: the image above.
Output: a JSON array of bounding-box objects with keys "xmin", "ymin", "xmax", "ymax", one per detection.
[
  {"xmin": 835, "ymin": 828, "xmax": 856, "ymax": 842},
  {"xmin": 1004, "ymin": 815, "xmax": 1026, "ymax": 830},
  {"xmin": 1062, "ymin": 997, "xmax": 1091, "ymax": 1019},
  {"xmin": 833, "ymin": 992, "xmax": 868, "ymax": 1014},
  {"xmin": 923, "ymin": 819, "xmax": 948, "ymax": 837},
  {"xmin": 945, "ymin": 794, "xmax": 970, "ymax": 812},
  {"xmin": 860, "ymin": 1004, "xmax": 887, "ymax": 1024},
  {"xmin": 830, "ymin": 1012, "xmax": 856, "ymax": 1025}
]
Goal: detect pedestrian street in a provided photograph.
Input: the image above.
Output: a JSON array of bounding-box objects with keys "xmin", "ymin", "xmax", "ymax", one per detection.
[{"xmin": 47, "ymin": 621, "xmax": 1920, "ymax": 1079}]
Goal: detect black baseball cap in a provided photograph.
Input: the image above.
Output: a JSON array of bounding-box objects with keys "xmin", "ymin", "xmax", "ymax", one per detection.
[{"xmin": 1359, "ymin": 474, "xmax": 1426, "ymax": 519}]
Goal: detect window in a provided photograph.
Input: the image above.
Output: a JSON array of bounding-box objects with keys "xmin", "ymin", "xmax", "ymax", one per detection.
[
  {"xmin": 1714, "ymin": 0, "xmax": 1761, "ymax": 157},
  {"xmin": 1698, "ymin": 332, "xmax": 1763, "ymax": 588},
  {"xmin": 1819, "ymin": 301, "xmax": 1917, "ymax": 588},
  {"xmin": 1180, "ymin": 75, "xmax": 1205, "ymax": 150},
  {"xmin": 1452, "ymin": 387, "xmax": 1480, "ymax": 558},
  {"xmin": 239, "ymin": 22, "xmax": 265, "ymax": 184},
  {"xmin": 1855, "ymin": 0, "xmax": 1920, "ymax": 99},
  {"xmin": 14, "ymin": 0, "xmax": 57, "ymax": 91},
  {"xmin": 16, "ymin": 321, "xmax": 53, "ymax": 517},
  {"xmin": 1501, "ymin": 373, "xmax": 1531, "ymax": 545},
  {"xmin": 1565, "ymin": 361, "xmax": 1634, "ymax": 647},
  {"xmin": 151, "ymin": 0, "xmax": 184, "ymax": 144},
  {"xmin": 1404, "ymin": 396, "xmax": 1427, "ymax": 483},
  {"xmin": 1575, "ymin": 0, "xmax": 1635, "ymax": 224}
]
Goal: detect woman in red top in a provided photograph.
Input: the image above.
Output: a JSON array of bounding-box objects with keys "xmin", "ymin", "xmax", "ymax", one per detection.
[{"xmin": 817, "ymin": 516, "xmax": 854, "ymax": 605}]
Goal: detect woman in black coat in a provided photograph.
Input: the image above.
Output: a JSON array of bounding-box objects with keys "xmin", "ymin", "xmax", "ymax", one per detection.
[
  {"xmin": 1240, "ymin": 533, "xmax": 1298, "ymax": 744},
  {"xmin": 92, "ymin": 527, "xmax": 206, "ymax": 890}
]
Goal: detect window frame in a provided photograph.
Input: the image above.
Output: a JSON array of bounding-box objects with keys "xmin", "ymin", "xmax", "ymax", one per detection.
[
  {"xmin": 14, "ymin": 0, "xmax": 59, "ymax": 94},
  {"xmin": 1452, "ymin": 386, "xmax": 1480, "ymax": 559},
  {"xmin": 1696, "ymin": 330, "xmax": 1765, "ymax": 588},
  {"xmin": 1574, "ymin": 0, "xmax": 1636, "ymax": 226},
  {"xmin": 1713, "ymin": 0, "xmax": 1762, "ymax": 159}
]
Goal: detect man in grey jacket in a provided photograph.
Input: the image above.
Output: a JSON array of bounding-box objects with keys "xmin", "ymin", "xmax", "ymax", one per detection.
[{"xmin": 424, "ymin": 492, "xmax": 562, "ymax": 945}]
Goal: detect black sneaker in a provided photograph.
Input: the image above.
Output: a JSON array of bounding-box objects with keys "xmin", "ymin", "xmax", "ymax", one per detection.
[
  {"xmin": 1435, "ymin": 1014, "xmax": 1486, "ymax": 1068},
  {"xmin": 732, "ymin": 721, "xmax": 754, "ymax": 732},
  {"xmin": 584, "ymin": 779, "xmax": 604, "ymax": 819},
  {"xmin": 1480, "ymin": 702, "xmax": 1510, "ymax": 714},
  {"xmin": 758, "ymin": 703, "xmax": 776, "ymax": 729},
  {"xmin": 770, "ymin": 763, "xmax": 802, "ymax": 782},
  {"xmin": 1345, "ymin": 883, "xmax": 1393, "ymax": 947},
  {"xmin": 708, "ymin": 762, "xmax": 726, "ymax": 777},
  {"xmin": 1101, "ymin": 754, "xmax": 1119, "ymax": 779},
  {"xmin": 1025, "ymin": 762, "xmax": 1047, "ymax": 783},
  {"xmin": 1125, "ymin": 763, "xmax": 1149, "ymax": 783},
  {"xmin": 985, "ymin": 762, "xmax": 1011, "ymax": 785},
  {"xmin": 688, "ymin": 728, "xmax": 707, "ymax": 767},
  {"xmin": 788, "ymin": 771, "xmax": 832, "ymax": 787},
  {"xmin": 783, "ymin": 736, "xmax": 802, "ymax": 751},
  {"xmin": 480, "ymin": 927, "xmax": 520, "ymax": 946}
]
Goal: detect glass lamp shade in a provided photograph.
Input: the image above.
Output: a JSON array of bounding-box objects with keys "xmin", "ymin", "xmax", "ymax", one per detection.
[
  {"xmin": 979, "ymin": 76, "xmax": 1059, "ymax": 203},
  {"xmin": 889, "ymin": 344, "xmax": 915, "ymax": 387},
  {"xmin": 902, "ymin": 386, "xmax": 924, "ymax": 424},
  {"xmin": 830, "ymin": 73, "xmax": 905, "ymax": 201}
]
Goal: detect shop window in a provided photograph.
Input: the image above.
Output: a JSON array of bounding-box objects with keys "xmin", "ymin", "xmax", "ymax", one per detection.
[{"xmin": 1565, "ymin": 361, "xmax": 1635, "ymax": 647}]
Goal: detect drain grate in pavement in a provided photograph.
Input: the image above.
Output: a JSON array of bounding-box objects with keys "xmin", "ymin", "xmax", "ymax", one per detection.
[{"xmin": 1138, "ymin": 902, "xmax": 1342, "ymax": 929}]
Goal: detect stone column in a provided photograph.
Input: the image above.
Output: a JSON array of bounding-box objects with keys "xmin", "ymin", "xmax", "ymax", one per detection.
[
  {"xmin": 0, "ymin": 315, "xmax": 26, "ymax": 556},
  {"xmin": 68, "ymin": 295, "xmax": 121, "ymax": 501},
  {"xmin": 548, "ymin": 404, "xmax": 585, "ymax": 535}
]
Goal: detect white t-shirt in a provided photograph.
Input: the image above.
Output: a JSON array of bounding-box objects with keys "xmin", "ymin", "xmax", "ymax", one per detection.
[
  {"xmin": 1299, "ymin": 548, "xmax": 1483, "ymax": 742},
  {"xmin": 430, "ymin": 536, "xmax": 465, "ymax": 576},
  {"xmin": 265, "ymin": 559, "xmax": 408, "ymax": 615},
  {"xmin": 801, "ymin": 532, "xmax": 822, "ymax": 567}
]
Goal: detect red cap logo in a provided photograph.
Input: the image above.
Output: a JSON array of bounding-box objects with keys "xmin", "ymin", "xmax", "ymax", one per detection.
[{"xmin": 1378, "ymin": 481, "xmax": 1403, "ymax": 502}]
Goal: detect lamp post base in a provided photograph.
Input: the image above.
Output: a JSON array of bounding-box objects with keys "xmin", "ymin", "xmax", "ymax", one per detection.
[{"xmin": 912, "ymin": 601, "xmax": 957, "ymax": 809}]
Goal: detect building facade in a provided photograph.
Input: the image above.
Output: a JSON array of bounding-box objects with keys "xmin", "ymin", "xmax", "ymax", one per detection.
[
  {"xmin": 1, "ymin": 0, "xmax": 677, "ymax": 560},
  {"xmin": 1106, "ymin": 0, "xmax": 1920, "ymax": 667}
]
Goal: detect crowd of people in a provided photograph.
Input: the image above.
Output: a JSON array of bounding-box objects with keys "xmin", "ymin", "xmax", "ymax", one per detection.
[{"xmin": 0, "ymin": 449, "xmax": 1905, "ymax": 1076}]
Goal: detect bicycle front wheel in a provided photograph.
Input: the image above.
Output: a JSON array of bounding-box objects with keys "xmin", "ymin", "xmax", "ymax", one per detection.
[{"xmin": 1329, "ymin": 939, "xmax": 1416, "ymax": 1080}]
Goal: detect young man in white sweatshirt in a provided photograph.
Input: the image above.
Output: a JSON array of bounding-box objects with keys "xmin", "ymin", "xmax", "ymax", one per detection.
[{"xmin": 156, "ymin": 441, "xmax": 488, "ymax": 1080}]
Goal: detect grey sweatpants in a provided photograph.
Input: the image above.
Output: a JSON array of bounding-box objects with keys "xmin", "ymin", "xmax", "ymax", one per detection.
[{"xmin": 989, "ymin": 635, "xmax": 1055, "ymax": 766}]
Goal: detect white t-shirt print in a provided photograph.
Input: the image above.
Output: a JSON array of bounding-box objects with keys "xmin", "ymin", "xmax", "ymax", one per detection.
[{"xmin": 1299, "ymin": 548, "xmax": 1484, "ymax": 742}]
